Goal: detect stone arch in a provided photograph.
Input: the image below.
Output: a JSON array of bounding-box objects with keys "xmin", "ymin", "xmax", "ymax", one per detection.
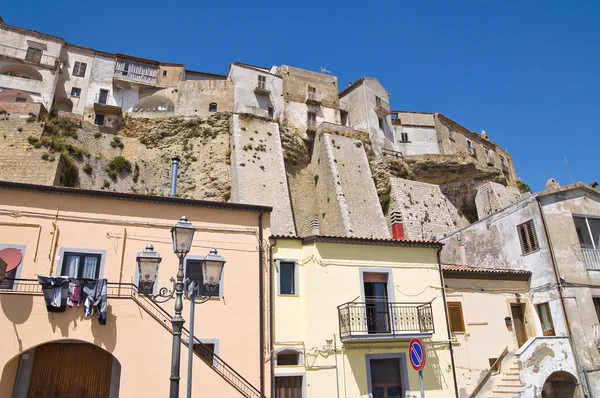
[
  {"xmin": 1, "ymin": 339, "xmax": 120, "ymax": 398},
  {"xmin": 0, "ymin": 64, "xmax": 43, "ymax": 81},
  {"xmin": 54, "ymin": 97, "xmax": 73, "ymax": 112},
  {"xmin": 541, "ymin": 371, "xmax": 582, "ymax": 398},
  {"xmin": 132, "ymin": 95, "xmax": 174, "ymax": 112},
  {"xmin": 0, "ymin": 89, "xmax": 34, "ymax": 102}
]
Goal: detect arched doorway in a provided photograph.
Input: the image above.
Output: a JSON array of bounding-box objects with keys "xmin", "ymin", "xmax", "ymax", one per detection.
[
  {"xmin": 541, "ymin": 371, "xmax": 582, "ymax": 398},
  {"xmin": 54, "ymin": 97, "xmax": 74, "ymax": 112},
  {"xmin": 7, "ymin": 340, "xmax": 120, "ymax": 398},
  {"xmin": 0, "ymin": 89, "xmax": 34, "ymax": 103},
  {"xmin": 132, "ymin": 95, "xmax": 174, "ymax": 112}
]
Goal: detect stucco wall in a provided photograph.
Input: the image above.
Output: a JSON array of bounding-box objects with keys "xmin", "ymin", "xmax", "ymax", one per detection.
[
  {"xmin": 272, "ymin": 239, "xmax": 454, "ymax": 398},
  {"xmin": 0, "ymin": 186, "xmax": 270, "ymax": 397},
  {"xmin": 55, "ymin": 45, "xmax": 95, "ymax": 115},
  {"xmin": 228, "ymin": 64, "xmax": 284, "ymax": 121},
  {"xmin": 392, "ymin": 125, "xmax": 440, "ymax": 156}
]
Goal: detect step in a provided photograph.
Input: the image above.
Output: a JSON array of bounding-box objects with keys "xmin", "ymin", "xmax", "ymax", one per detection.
[
  {"xmin": 496, "ymin": 384, "xmax": 525, "ymax": 388},
  {"xmin": 492, "ymin": 389, "xmax": 524, "ymax": 394},
  {"xmin": 505, "ymin": 372, "xmax": 521, "ymax": 376},
  {"xmin": 501, "ymin": 378, "xmax": 522, "ymax": 382}
]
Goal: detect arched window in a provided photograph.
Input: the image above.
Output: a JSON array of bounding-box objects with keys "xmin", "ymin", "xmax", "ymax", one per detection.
[
  {"xmin": 275, "ymin": 348, "xmax": 302, "ymax": 366},
  {"xmin": 209, "ymin": 103, "xmax": 217, "ymax": 112}
]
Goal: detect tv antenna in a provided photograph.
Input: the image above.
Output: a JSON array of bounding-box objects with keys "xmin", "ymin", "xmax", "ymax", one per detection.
[{"xmin": 320, "ymin": 66, "xmax": 331, "ymax": 74}]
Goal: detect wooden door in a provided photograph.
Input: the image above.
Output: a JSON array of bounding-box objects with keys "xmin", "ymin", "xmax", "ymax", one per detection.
[
  {"xmin": 511, "ymin": 304, "xmax": 528, "ymax": 347},
  {"xmin": 28, "ymin": 343, "xmax": 113, "ymax": 398}
]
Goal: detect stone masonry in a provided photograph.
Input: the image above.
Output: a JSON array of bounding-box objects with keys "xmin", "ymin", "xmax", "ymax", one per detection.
[{"xmin": 475, "ymin": 181, "xmax": 524, "ymax": 220}]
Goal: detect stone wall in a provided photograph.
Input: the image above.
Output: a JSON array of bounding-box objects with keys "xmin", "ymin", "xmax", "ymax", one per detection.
[
  {"xmin": 230, "ymin": 114, "xmax": 295, "ymax": 235},
  {"xmin": 388, "ymin": 178, "xmax": 466, "ymax": 240},
  {"xmin": 475, "ymin": 181, "xmax": 524, "ymax": 219},
  {"xmin": 311, "ymin": 133, "xmax": 389, "ymax": 238}
]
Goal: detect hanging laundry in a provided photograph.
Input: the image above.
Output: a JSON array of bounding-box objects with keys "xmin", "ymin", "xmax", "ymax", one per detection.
[
  {"xmin": 37, "ymin": 276, "xmax": 70, "ymax": 312},
  {"xmin": 82, "ymin": 278, "xmax": 108, "ymax": 325},
  {"xmin": 67, "ymin": 279, "xmax": 83, "ymax": 308}
]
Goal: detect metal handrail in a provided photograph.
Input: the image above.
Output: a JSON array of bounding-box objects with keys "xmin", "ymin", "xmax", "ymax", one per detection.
[
  {"xmin": 0, "ymin": 43, "xmax": 58, "ymax": 67},
  {"xmin": 0, "ymin": 278, "xmax": 265, "ymax": 398}
]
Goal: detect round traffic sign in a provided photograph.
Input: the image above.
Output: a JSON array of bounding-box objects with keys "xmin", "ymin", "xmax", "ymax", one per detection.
[{"xmin": 409, "ymin": 338, "xmax": 426, "ymax": 372}]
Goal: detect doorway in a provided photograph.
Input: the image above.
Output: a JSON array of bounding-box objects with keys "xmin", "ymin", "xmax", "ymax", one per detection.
[
  {"xmin": 364, "ymin": 273, "xmax": 390, "ymax": 334},
  {"xmin": 511, "ymin": 304, "xmax": 528, "ymax": 347},
  {"xmin": 369, "ymin": 357, "xmax": 405, "ymax": 398},
  {"xmin": 98, "ymin": 89, "xmax": 109, "ymax": 105}
]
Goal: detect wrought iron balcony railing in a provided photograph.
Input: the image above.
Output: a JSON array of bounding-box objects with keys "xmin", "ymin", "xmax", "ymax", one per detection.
[
  {"xmin": 374, "ymin": 98, "xmax": 391, "ymax": 117},
  {"xmin": 306, "ymin": 91, "xmax": 322, "ymax": 105},
  {"xmin": 254, "ymin": 82, "xmax": 270, "ymax": 95},
  {"xmin": 338, "ymin": 301, "xmax": 434, "ymax": 342}
]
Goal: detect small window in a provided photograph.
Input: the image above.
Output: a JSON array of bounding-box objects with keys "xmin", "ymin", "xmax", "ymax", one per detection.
[
  {"xmin": 307, "ymin": 111, "xmax": 316, "ymax": 122},
  {"xmin": 61, "ymin": 252, "xmax": 101, "ymax": 279},
  {"xmin": 375, "ymin": 95, "xmax": 382, "ymax": 107},
  {"xmin": 279, "ymin": 261, "xmax": 296, "ymax": 295},
  {"xmin": 162, "ymin": 70, "xmax": 168, "ymax": 77},
  {"xmin": 193, "ymin": 342, "xmax": 215, "ymax": 366},
  {"xmin": 308, "ymin": 85, "xmax": 316, "ymax": 93},
  {"xmin": 15, "ymin": 97, "xmax": 27, "ymax": 103},
  {"xmin": 72, "ymin": 62, "xmax": 87, "ymax": 77},
  {"xmin": 536, "ymin": 303, "xmax": 555, "ymax": 336},
  {"xmin": 467, "ymin": 140, "xmax": 476, "ymax": 156},
  {"xmin": 378, "ymin": 117, "xmax": 384, "ymax": 130},
  {"xmin": 500, "ymin": 155, "xmax": 506, "ymax": 167},
  {"xmin": 593, "ymin": 297, "xmax": 600, "ymax": 322},
  {"xmin": 268, "ymin": 106, "xmax": 274, "ymax": 119},
  {"xmin": 257, "ymin": 75, "xmax": 266, "ymax": 89},
  {"xmin": 275, "ymin": 376, "xmax": 303, "ymax": 398},
  {"xmin": 449, "ymin": 129, "xmax": 455, "ymax": 141},
  {"xmin": 186, "ymin": 259, "xmax": 221, "ymax": 297},
  {"xmin": 400, "ymin": 132, "xmax": 408, "ymax": 142},
  {"xmin": 276, "ymin": 350, "xmax": 300, "ymax": 366},
  {"xmin": 94, "ymin": 114, "xmax": 105, "ymax": 126},
  {"xmin": 25, "ymin": 47, "xmax": 42, "ymax": 63},
  {"xmin": 518, "ymin": 220, "xmax": 539, "ymax": 254},
  {"xmin": 340, "ymin": 110, "xmax": 348, "ymax": 126},
  {"xmin": 70, "ymin": 87, "xmax": 81, "ymax": 97},
  {"xmin": 448, "ymin": 302, "xmax": 465, "ymax": 333},
  {"xmin": 484, "ymin": 149, "xmax": 492, "ymax": 164},
  {"xmin": 209, "ymin": 103, "xmax": 217, "ymax": 112}
]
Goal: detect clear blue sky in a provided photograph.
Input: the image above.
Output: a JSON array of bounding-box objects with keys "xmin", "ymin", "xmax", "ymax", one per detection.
[{"xmin": 3, "ymin": 1, "xmax": 598, "ymax": 192}]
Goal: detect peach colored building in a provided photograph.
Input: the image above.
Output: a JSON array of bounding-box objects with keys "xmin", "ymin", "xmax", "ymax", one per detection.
[{"xmin": 0, "ymin": 181, "xmax": 271, "ymax": 398}]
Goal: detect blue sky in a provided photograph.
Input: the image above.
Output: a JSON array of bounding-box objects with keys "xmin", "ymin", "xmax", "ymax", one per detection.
[{"xmin": 3, "ymin": 1, "xmax": 598, "ymax": 192}]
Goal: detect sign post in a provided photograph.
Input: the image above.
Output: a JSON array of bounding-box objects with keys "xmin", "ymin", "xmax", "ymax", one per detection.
[{"xmin": 409, "ymin": 338, "xmax": 426, "ymax": 398}]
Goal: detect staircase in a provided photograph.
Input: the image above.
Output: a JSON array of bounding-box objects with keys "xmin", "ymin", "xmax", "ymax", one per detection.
[{"xmin": 488, "ymin": 357, "xmax": 524, "ymax": 397}]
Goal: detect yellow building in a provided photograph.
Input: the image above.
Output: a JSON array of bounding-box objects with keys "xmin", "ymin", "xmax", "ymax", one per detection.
[{"xmin": 270, "ymin": 235, "xmax": 457, "ymax": 398}]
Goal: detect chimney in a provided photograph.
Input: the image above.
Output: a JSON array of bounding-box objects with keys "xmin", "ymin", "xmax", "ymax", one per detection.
[
  {"xmin": 458, "ymin": 234, "xmax": 467, "ymax": 266},
  {"xmin": 310, "ymin": 219, "xmax": 320, "ymax": 236},
  {"xmin": 390, "ymin": 212, "xmax": 405, "ymax": 241},
  {"xmin": 170, "ymin": 157, "xmax": 180, "ymax": 197}
]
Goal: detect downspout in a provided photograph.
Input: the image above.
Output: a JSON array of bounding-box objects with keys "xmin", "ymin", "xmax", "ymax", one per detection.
[
  {"xmin": 437, "ymin": 246, "xmax": 459, "ymax": 398},
  {"xmin": 258, "ymin": 211, "xmax": 265, "ymax": 397},
  {"xmin": 269, "ymin": 236, "xmax": 278, "ymax": 398},
  {"xmin": 536, "ymin": 197, "xmax": 591, "ymax": 397}
]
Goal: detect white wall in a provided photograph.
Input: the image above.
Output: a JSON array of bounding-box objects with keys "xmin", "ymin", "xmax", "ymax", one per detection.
[
  {"xmin": 86, "ymin": 54, "xmax": 119, "ymax": 109},
  {"xmin": 228, "ymin": 64, "xmax": 284, "ymax": 120},
  {"xmin": 55, "ymin": 45, "xmax": 95, "ymax": 115},
  {"xmin": 392, "ymin": 125, "xmax": 440, "ymax": 155}
]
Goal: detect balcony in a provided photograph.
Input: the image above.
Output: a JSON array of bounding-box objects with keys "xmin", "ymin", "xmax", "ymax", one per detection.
[
  {"xmin": 254, "ymin": 82, "xmax": 270, "ymax": 95},
  {"xmin": 305, "ymin": 91, "xmax": 322, "ymax": 105},
  {"xmin": 467, "ymin": 146, "xmax": 476, "ymax": 157},
  {"xmin": 113, "ymin": 59, "xmax": 158, "ymax": 87},
  {"xmin": 0, "ymin": 43, "xmax": 58, "ymax": 68},
  {"xmin": 374, "ymin": 98, "xmax": 391, "ymax": 117},
  {"xmin": 338, "ymin": 301, "xmax": 434, "ymax": 342},
  {"xmin": 0, "ymin": 74, "xmax": 45, "ymax": 93},
  {"xmin": 583, "ymin": 248, "xmax": 600, "ymax": 270},
  {"xmin": 94, "ymin": 94, "xmax": 123, "ymax": 114},
  {"xmin": 306, "ymin": 119, "xmax": 317, "ymax": 132}
]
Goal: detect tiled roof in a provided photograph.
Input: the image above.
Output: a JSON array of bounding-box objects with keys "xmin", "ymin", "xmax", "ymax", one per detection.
[
  {"xmin": 271, "ymin": 234, "xmax": 441, "ymax": 248},
  {"xmin": 443, "ymin": 264, "xmax": 531, "ymax": 280}
]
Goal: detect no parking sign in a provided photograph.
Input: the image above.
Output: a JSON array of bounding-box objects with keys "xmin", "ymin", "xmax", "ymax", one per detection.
[{"xmin": 409, "ymin": 338, "xmax": 426, "ymax": 397}]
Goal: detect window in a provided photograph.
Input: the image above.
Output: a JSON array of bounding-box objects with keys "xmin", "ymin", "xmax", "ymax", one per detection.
[
  {"xmin": 0, "ymin": 245, "xmax": 25, "ymax": 290},
  {"xmin": 536, "ymin": 303, "xmax": 555, "ymax": 336},
  {"xmin": 209, "ymin": 103, "xmax": 217, "ymax": 112},
  {"xmin": 162, "ymin": 70, "xmax": 168, "ymax": 77},
  {"xmin": 61, "ymin": 252, "xmax": 101, "ymax": 279},
  {"xmin": 275, "ymin": 376, "xmax": 303, "ymax": 398},
  {"xmin": 307, "ymin": 111, "xmax": 316, "ymax": 122},
  {"xmin": 447, "ymin": 302, "xmax": 465, "ymax": 333},
  {"xmin": 308, "ymin": 85, "xmax": 316, "ymax": 93},
  {"xmin": 375, "ymin": 95, "xmax": 382, "ymax": 107},
  {"xmin": 369, "ymin": 358, "xmax": 403, "ymax": 398},
  {"xmin": 268, "ymin": 106, "xmax": 274, "ymax": 119},
  {"xmin": 400, "ymin": 132, "xmax": 408, "ymax": 142},
  {"xmin": 484, "ymin": 149, "xmax": 492, "ymax": 164},
  {"xmin": 257, "ymin": 75, "xmax": 266, "ymax": 90},
  {"xmin": 449, "ymin": 129, "xmax": 455, "ymax": 141},
  {"xmin": 517, "ymin": 220, "xmax": 539, "ymax": 254},
  {"xmin": 593, "ymin": 297, "xmax": 600, "ymax": 322},
  {"xmin": 279, "ymin": 261, "xmax": 296, "ymax": 295},
  {"xmin": 193, "ymin": 342, "xmax": 216, "ymax": 365},
  {"xmin": 378, "ymin": 117, "xmax": 384, "ymax": 130},
  {"xmin": 340, "ymin": 110, "xmax": 348, "ymax": 126},
  {"xmin": 16, "ymin": 97, "xmax": 27, "ymax": 103},
  {"xmin": 276, "ymin": 350, "xmax": 300, "ymax": 366},
  {"xmin": 185, "ymin": 259, "xmax": 222, "ymax": 297},
  {"xmin": 72, "ymin": 62, "xmax": 87, "ymax": 77},
  {"xmin": 70, "ymin": 87, "xmax": 81, "ymax": 97},
  {"xmin": 574, "ymin": 216, "xmax": 600, "ymax": 250},
  {"xmin": 500, "ymin": 155, "xmax": 506, "ymax": 168},
  {"xmin": 94, "ymin": 114, "xmax": 105, "ymax": 126},
  {"xmin": 467, "ymin": 140, "xmax": 475, "ymax": 156},
  {"xmin": 25, "ymin": 47, "xmax": 42, "ymax": 63}
]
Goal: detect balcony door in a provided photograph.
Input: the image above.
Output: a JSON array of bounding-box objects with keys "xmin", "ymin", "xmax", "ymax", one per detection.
[
  {"xmin": 364, "ymin": 273, "xmax": 390, "ymax": 334},
  {"xmin": 98, "ymin": 89, "xmax": 109, "ymax": 105}
]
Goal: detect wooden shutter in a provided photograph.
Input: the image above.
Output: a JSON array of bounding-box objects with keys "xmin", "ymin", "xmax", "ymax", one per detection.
[
  {"xmin": 447, "ymin": 302, "xmax": 465, "ymax": 333},
  {"xmin": 275, "ymin": 376, "xmax": 303, "ymax": 398},
  {"xmin": 363, "ymin": 273, "xmax": 388, "ymax": 283},
  {"xmin": 518, "ymin": 220, "xmax": 538, "ymax": 254}
]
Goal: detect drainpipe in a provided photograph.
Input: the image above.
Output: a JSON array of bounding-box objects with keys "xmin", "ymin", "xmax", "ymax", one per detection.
[
  {"xmin": 269, "ymin": 236, "xmax": 278, "ymax": 398},
  {"xmin": 258, "ymin": 211, "xmax": 265, "ymax": 397},
  {"xmin": 437, "ymin": 246, "xmax": 459, "ymax": 398},
  {"xmin": 535, "ymin": 197, "xmax": 591, "ymax": 397},
  {"xmin": 170, "ymin": 157, "xmax": 180, "ymax": 197}
]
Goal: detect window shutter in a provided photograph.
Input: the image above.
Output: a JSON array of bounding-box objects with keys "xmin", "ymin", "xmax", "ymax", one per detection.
[
  {"xmin": 526, "ymin": 221, "xmax": 538, "ymax": 251},
  {"xmin": 518, "ymin": 224, "xmax": 529, "ymax": 253},
  {"xmin": 447, "ymin": 302, "xmax": 465, "ymax": 332},
  {"xmin": 79, "ymin": 62, "xmax": 87, "ymax": 77}
]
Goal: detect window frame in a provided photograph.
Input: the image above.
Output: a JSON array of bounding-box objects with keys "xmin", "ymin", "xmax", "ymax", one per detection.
[
  {"xmin": 277, "ymin": 259, "xmax": 298, "ymax": 296},
  {"xmin": 94, "ymin": 114, "xmax": 105, "ymax": 126},
  {"xmin": 365, "ymin": 353, "xmax": 409, "ymax": 398},
  {"xmin": 192, "ymin": 338, "xmax": 219, "ymax": 367},
  {"xmin": 257, "ymin": 75, "xmax": 267, "ymax": 89},
  {"xmin": 307, "ymin": 111, "xmax": 316, "ymax": 122},
  {"xmin": 378, "ymin": 117, "xmax": 384, "ymax": 130},
  {"xmin": 400, "ymin": 132, "xmax": 409, "ymax": 143},
  {"xmin": 0, "ymin": 244, "xmax": 26, "ymax": 291},
  {"xmin": 447, "ymin": 302, "xmax": 466, "ymax": 333},
  {"xmin": 72, "ymin": 61, "xmax": 87, "ymax": 77},
  {"xmin": 448, "ymin": 129, "xmax": 455, "ymax": 141},
  {"xmin": 208, "ymin": 102, "xmax": 218, "ymax": 112},
  {"xmin": 185, "ymin": 256, "xmax": 225, "ymax": 299},
  {"xmin": 25, "ymin": 47, "xmax": 43, "ymax": 64},
  {"xmin": 536, "ymin": 302, "xmax": 555, "ymax": 336},
  {"xmin": 274, "ymin": 348, "xmax": 303, "ymax": 366},
  {"xmin": 57, "ymin": 248, "xmax": 106, "ymax": 279},
  {"xmin": 70, "ymin": 87, "xmax": 82, "ymax": 98},
  {"xmin": 274, "ymin": 374, "xmax": 305, "ymax": 398},
  {"xmin": 573, "ymin": 215, "xmax": 600, "ymax": 250},
  {"xmin": 517, "ymin": 219, "xmax": 539, "ymax": 255}
]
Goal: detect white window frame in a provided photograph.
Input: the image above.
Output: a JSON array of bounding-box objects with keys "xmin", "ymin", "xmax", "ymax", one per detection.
[
  {"xmin": 70, "ymin": 87, "xmax": 81, "ymax": 98},
  {"xmin": 276, "ymin": 259, "xmax": 299, "ymax": 296},
  {"xmin": 0, "ymin": 244, "xmax": 26, "ymax": 291},
  {"xmin": 72, "ymin": 61, "xmax": 87, "ymax": 78},
  {"xmin": 359, "ymin": 268, "xmax": 396, "ymax": 303},
  {"xmin": 573, "ymin": 214, "xmax": 600, "ymax": 250},
  {"xmin": 195, "ymin": 338, "xmax": 219, "ymax": 367},
  {"xmin": 185, "ymin": 255, "xmax": 225, "ymax": 299}
]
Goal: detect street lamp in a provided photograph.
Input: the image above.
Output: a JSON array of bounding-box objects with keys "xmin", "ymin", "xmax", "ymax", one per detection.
[{"xmin": 137, "ymin": 216, "xmax": 225, "ymax": 398}]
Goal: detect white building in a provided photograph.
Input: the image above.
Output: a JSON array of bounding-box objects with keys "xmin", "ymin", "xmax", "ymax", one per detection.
[{"xmin": 228, "ymin": 62, "xmax": 284, "ymax": 121}]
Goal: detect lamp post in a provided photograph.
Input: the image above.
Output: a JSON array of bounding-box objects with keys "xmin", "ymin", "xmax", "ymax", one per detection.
[{"xmin": 136, "ymin": 216, "xmax": 225, "ymax": 398}]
